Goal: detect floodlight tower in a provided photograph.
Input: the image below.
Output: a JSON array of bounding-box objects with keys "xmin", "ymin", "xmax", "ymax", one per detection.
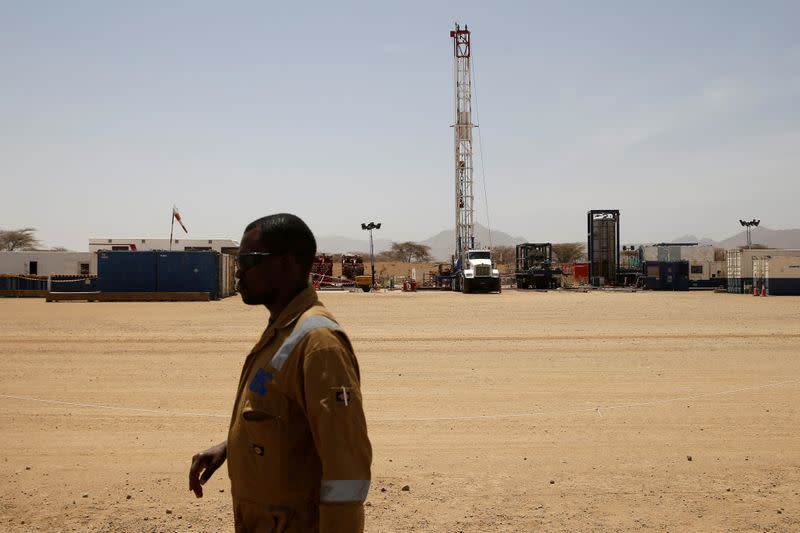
[
  {"xmin": 739, "ymin": 219, "xmax": 760, "ymax": 249},
  {"xmin": 361, "ymin": 222, "xmax": 381, "ymax": 288},
  {"xmin": 451, "ymin": 23, "xmax": 475, "ymax": 269}
]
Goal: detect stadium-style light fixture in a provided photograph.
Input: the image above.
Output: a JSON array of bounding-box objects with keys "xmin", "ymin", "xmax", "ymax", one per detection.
[
  {"xmin": 739, "ymin": 219, "xmax": 760, "ymax": 249},
  {"xmin": 361, "ymin": 222, "xmax": 381, "ymax": 288}
]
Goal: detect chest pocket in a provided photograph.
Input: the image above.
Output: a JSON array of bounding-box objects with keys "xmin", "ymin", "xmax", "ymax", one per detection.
[
  {"xmin": 238, "ymin": 366, "xmax": 291, "ymax": 488},
  {"xmin": 242, "ymin": 363, "xmax": 288, "ymax": 427}
]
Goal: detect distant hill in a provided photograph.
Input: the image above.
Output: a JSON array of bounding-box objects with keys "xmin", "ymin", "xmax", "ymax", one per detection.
[
  {"xmin": 317, "ymin": 223, "xmax": 527, "ymax": 260},
  {"xmin": 716, "ymin": 227, "xmax": 800, "ymax": 249},
  {"xmin": 420, "ymin": 223, "xmax": 528, "ymax": 261},
  {"xmin": 317, "ymin": 225, "xmax": 800, "ymax": 260},
  {"xmin": 664, "ymin": 228, "xmax": 800, "ymax": 249}
]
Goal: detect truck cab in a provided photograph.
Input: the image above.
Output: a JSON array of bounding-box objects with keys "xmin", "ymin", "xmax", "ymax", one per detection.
[{"xmin": 456, "ymin": 249, "xmax": 501, "ymax": 293}]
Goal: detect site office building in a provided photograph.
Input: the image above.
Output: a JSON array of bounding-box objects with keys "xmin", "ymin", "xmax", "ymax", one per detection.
[
  {"xmin": 0, "ymin": 251, "xmax": 91, "ymax": 276},
  {"xmin": 88, "ymin": 238, "xmax": 238, "ymax": 274}
]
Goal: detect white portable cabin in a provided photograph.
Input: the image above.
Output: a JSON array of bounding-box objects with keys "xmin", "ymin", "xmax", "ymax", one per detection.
[
  {"xmin": 640, "ymin": 244, "xmax": 725, "ymax": 286},
  {"xmin": 753, "ymin": 255, "xmax": 800, "ymax": 296},
  {"xmin": 0, "ymin": 251, "xmax": 91, "ymax": 276},
  {"xmin": 728, "ymin": 248, "xmax": 800, "ymax": 294}
]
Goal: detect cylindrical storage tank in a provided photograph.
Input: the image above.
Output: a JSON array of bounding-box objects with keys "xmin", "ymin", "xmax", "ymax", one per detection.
[
  {"xmin": 97, "ymin": 251, "xmax": 158, "ymax": 292},
  {"xmin": 765, "ymin": 256, "xmax": 800, "ymax": 295}
]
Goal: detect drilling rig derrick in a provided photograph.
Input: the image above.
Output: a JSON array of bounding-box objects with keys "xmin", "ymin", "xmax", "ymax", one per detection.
[{"xmin": 450, "ymin": 23, "xmax": 500, "ymax": 293}]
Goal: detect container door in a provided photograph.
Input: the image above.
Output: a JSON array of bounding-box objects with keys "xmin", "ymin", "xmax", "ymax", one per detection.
[
  {"xmin": 157, "ymin": 252, "xmax": 219, "ymax": 298},
  {"xmin": 97, "ymin": 251, "xmax": 157, "ymax": 292}
]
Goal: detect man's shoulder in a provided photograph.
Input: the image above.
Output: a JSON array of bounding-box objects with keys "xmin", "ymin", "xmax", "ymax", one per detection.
[
  {"xmin": 299, "ymin": 318, "xmax": 350, "ymax": 352},
  {"xmin": 294, "ymin": 307, "xmax": 351, "ymax": 350},
  {"xmin": 272, "ymin": 309, "xmax": 351, "ymax": 365}
]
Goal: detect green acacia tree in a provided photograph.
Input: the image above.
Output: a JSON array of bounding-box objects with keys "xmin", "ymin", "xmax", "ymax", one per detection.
[
  {"xmin": 552, "ymin": 242, "xmax": 586, "ymax": 263},
  {"xmin": 385, "ymin": 242, "xmax": 432, "ymax": 262}
]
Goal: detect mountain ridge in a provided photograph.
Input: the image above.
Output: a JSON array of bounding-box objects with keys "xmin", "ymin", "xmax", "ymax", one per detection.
[{"xmin": 316, "ymin": 226, "xmax": 800, "ymax": 260}]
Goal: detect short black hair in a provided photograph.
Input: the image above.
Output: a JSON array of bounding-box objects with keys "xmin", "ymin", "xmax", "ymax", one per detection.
[{"xmin": 245, "ymin": 213, "xmax": 316, "ymax": 280}]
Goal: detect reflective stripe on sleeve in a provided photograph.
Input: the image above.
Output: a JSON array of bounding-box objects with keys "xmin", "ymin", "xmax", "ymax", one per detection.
[
  {"xmin": 320, "ymin": 479, "xmax": 371, "ymax": 502},
  {"xmin": 270, "ymin": 316, "xmax": 343, "ymax": 371}
]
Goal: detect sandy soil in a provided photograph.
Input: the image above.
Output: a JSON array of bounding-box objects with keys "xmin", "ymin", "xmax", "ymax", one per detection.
[{"xmin": 1, "ymin": 290, "xmax": 799, "ymax": 532}]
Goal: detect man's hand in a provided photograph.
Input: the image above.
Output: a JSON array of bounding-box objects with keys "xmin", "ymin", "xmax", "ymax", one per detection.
[{"xmin": 189, "ymin": 441, "xmax": 227, "ymax": 498}]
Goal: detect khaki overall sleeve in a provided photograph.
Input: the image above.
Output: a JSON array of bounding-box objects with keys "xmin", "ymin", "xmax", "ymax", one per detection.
[{"xmin": 302, "ymin": 333, "xmax": 372, "ymax": 533}]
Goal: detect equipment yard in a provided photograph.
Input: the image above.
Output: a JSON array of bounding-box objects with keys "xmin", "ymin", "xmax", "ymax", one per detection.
[{"xmin": 2, "ymin": 291, "xmax": 799, "ymax": 532}]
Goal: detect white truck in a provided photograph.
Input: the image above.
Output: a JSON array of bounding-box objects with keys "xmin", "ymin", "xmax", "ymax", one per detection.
[{"xmin": 455, "ymin": 249, "xmax": 501, "ymax": 293}]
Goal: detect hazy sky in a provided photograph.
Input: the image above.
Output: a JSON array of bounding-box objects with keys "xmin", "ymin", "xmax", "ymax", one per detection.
[{"xmin": 2, "ymin": 1, "xmax": 798, "ymax": 251}]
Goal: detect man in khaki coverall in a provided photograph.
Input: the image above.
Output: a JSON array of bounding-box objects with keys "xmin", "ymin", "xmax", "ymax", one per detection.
[{"xmin": 189, "ymin": 213, "xmax": 372, "ymax": 532}]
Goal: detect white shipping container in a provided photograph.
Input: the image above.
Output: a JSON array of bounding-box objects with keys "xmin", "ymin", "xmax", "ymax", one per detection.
[
  {"xmin": 218, "ymin": 253, "xmax": 237, "ymax": 298},
  {"xmin": 765, "ymin": 256, "xmax": 800, "ymax": 278},
  {"xmin": 764, "ymin": 255, "xmax": 800, "ymax": 295},
  {"xmin": 728, "ymin": 248, "xmax": 800, "ymax": 293}
]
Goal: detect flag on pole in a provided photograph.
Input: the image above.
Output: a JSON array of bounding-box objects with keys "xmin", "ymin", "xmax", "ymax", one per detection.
[{"xmin": 173, "ymin": 206, "xmax": 188, "ymax": 233}]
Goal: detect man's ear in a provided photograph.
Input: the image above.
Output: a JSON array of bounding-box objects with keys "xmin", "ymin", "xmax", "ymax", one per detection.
[{"xmin": 279, "ymin": 254, "xmax": 302, "ymax": 281}]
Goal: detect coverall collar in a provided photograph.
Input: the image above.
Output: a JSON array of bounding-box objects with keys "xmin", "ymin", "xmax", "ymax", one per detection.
[
  {"xmin": 248, "ymin": 285, "xmax": 318, "ymax": 357},
  {"xmin": 270, "ymin": 284, "xmax": 319, "ymax": 331}
]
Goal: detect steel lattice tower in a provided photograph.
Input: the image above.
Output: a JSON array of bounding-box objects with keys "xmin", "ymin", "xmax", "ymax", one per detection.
[{"xmin": 451, "ymin": 23, "xmax": 474, "ymax": 266}]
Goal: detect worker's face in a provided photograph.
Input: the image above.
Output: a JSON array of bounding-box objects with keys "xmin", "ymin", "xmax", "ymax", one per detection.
[{"xmin": 235, "ymin": 227, "xmax": 298, "ymax": 307}]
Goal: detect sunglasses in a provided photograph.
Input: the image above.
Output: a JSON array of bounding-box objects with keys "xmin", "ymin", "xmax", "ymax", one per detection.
[{"xmin": 235, "ymin": 252, "xmax": 273, "ymax": 271}]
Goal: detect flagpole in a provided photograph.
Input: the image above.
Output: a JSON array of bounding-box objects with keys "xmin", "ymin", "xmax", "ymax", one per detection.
[{"xmin": 169, "ymin": 206, "xmax": 175, "ymax": 251}]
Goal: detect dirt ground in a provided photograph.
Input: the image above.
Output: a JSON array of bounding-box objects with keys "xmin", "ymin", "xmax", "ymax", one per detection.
[{"xmin": 1, "ymin": 290, "xmax": 799, "ymax": 532}]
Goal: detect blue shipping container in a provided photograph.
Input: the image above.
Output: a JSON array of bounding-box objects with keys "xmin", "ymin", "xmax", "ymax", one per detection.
[
  {"xmin": 156, "ymin": 251, "xmax": 219, "ymax": 299},
  {"xmin": 643, "ymin": 261, "xmax": 690, "ymax": 291},
  {"xmin": 97, "ymin": 251, "xmax": 158, "ymax": 292}
]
